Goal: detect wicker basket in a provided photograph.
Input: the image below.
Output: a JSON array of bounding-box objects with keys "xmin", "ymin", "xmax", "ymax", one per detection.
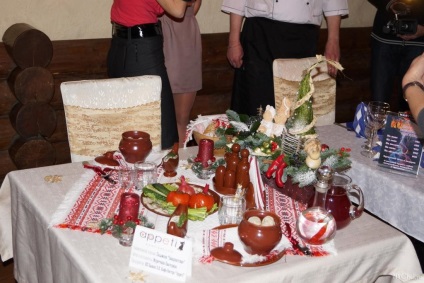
[{"xmin": 192, "ymin": 131, "xmax": 226, "ymax": 156}]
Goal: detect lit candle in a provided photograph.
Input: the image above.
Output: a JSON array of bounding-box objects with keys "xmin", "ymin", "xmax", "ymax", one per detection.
[
  {"xmin": 117, "ymin": 192, "xmax": 140, "ymax": 223},
  {"xmin": 197, "ymin": 139, "xmax": 215, "ymax": 167}
]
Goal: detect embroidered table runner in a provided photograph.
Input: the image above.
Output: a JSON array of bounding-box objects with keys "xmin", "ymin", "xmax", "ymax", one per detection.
[
  {"xmin": 51, "ymin": 152, "xmax": 166, "ymax": 233},
  {"xmin": 53, "ymin": 171, "xmax": 130, "ymax": 232}
]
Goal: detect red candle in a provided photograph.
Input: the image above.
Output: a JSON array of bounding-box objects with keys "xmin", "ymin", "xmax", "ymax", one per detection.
[
  {"xmin": 117, "ymin": 192, "xmax": 140, "ymax": 223},
  {"xmin": 197, "ymin": 139, "xmax": 215, "ymax": 167}
]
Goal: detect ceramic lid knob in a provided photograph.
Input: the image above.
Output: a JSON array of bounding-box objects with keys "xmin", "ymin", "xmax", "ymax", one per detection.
[{"xmin": 210, "ymin": 242, "xmax": 242, "ymax": 264}]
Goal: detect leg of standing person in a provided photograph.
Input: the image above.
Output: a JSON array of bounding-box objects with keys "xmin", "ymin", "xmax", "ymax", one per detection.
[
  {"xmin": 107, "ymin": 35, "xmax": 179, "ymax": 149},
  {"xmin": 230, "ymin": 18, "xmax": 319, "ymax": 116},
  {"xmin": 173, "ymin": 92, "xmax": 196, "ymax": 147},
  {"xmin": 370, "ymin": 38, "xmax": 399, "ymax": 107}
]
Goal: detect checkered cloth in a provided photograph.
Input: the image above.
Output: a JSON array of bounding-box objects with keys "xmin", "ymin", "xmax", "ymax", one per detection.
[{"xmin": 346, "ymin": 102, "xmax": 367, "ymax": 138}]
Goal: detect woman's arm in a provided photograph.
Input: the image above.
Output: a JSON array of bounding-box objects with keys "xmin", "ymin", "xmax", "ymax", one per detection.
[
  {"xmin": 193, "ymin": 0, "xmax": 201, "ymax": 15},
  {"xmin": 157, "ymin": 0, "xmax": 188, "ymax": 18},
  {"xmin": 402, "ymin": 52, "xmax": 424, "ymax": 131}
]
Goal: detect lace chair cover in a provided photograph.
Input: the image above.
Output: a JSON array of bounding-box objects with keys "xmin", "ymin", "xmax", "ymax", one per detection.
[
  {"xmin": 273, "ymin": 57, "xmax": 336, "ymax": 126},
  {"xmin": 61, "ymin": 75, "xmax": 162, "ymax": 162}
]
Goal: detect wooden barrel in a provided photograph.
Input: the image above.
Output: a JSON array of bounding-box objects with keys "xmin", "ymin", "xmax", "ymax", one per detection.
[
  {"xmin": 7, "ymin": 66, "xmax": 54, "ymax": 104},
  {"xmin": 9, "ymin": 102, "xmax": 57, "ymax": 138},
  {"xmin": 2, "ymin": 23, "xmax": 53, "ymax": 68},
  {"xmin": 0, "ymin": 117, "xmax": 16, "ymax": 151},
  {"xmin": 9, "ymin": 136, "xmax": 56, "ymax": 169},
  {"xmin": 0, "ymin": 81, "xmax": 15, "ymax": 116}
]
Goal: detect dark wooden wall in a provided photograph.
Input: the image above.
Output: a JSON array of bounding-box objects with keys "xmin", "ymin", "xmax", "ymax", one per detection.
[{"xmin": 0, "ymin": 27, "xmax": 373, "ymax": 183}]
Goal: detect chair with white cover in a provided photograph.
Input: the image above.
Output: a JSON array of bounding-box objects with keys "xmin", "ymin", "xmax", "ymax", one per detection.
[
  {"xmin": 61, "ymin": 75, "xmax": 162, "ymax": 162},
  {"xmin": 273, "ymin": 57, "xmax": 336, "ymax": 126}
]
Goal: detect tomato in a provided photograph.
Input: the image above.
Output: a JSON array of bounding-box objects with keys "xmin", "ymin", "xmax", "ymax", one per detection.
[
  {"xmin": 166, "ymin": 191, "xmax": 190, "ymax": 207},
  {"xmin": 188, "ymin": 193, "xmax": 215, "ymax": 211}
]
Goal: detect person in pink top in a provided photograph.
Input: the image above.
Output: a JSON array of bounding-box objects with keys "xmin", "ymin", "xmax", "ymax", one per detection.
[
  {"xmin": 107, "ymin": 0, "xmax": 190, "ymax": 149},
  {"xmin": 161, "ymin": 0, "xmax": 202, "ymax": 148}
]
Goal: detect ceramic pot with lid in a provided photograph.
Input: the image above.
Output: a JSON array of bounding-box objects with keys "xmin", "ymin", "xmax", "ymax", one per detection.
[{"xmin": 238, "ymin": 209, "xmax": 282, "ymax": 255}]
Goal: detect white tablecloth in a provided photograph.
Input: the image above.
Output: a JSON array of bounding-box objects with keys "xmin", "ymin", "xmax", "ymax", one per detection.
[
  {"xmin": 0, "ymin": 146, "xmax": 422, "ymax": 282},
  {"xmin": 317, "ymin": 124, "xmax": 424, "ymax": 243}
]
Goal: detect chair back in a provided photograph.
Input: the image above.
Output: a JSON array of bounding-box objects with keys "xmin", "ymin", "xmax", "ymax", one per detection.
[
  {"xmin": 273, "ymin": 57, "xmax": 336, "ymax": 126},
  {"xmin": 61, "ymin": 75, "xmax": 161, "ymax": 162}
]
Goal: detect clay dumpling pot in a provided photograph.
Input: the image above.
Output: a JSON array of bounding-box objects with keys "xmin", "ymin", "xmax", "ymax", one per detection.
[
  {"xmin": 238, "ymin": 209, "xmax": 282, "ymax": 255},
  {"xmin": 118, "ymin": 131, "xmax": 152, "ymax": 164}
]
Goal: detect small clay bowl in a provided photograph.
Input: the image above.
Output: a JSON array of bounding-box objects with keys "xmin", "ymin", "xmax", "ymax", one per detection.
[{"xmin": 238, "ymin": 209, "xmax": 282, "ymax": 255}]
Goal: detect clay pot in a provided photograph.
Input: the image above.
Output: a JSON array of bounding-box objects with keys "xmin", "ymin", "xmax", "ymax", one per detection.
[
  {"xmin": 118, "ymin": 131, "xmax": 152, "ymax": 164},
  {"xmin": 238, "ymin": 209, "xmax": 282, "ymax": 255}
]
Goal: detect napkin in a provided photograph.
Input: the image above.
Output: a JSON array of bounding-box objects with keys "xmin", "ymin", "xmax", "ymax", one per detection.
[
  {"xmin": 193, "ymin": 226, "xmax": 292, "ymax": 264},
  {"xmin": 184, "ymin": 114, "xmax": 228, "ymax": 148},
  {"xmin": 346, "ymin": 102, "xmax": 368, "ymax": 138},
  {"xmin": 248, "ymin": 156, "xmax": 265, "ymax": 210}
]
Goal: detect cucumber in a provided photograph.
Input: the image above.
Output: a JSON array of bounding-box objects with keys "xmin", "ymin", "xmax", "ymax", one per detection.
[
  {"xmin": 152, "ymin": 183, "xmax": 173, "ymax": 195},
  {"xmin": 143, "ymin": 185, "xmax": 168, "ymax": 201}
]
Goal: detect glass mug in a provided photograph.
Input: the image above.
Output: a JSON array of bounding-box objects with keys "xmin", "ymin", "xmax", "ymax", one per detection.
[
  {"xmin": 218, "ymin": 196, "xmax": 246, "ymax": 225},
  {"xmin": 325, "ymin": 173, "xmax": 364, "ymax": 230},
  {"xmin": 134, "ymin": 162, "xmax": 157, "ymax": 191},
  {"xmin": 117, "ymin": 168, "xmax": 137, "ymax": 190}
]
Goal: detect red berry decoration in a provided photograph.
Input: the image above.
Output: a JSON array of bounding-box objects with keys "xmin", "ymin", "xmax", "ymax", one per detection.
[{"xmin": 321, "ymin": 144, "xmax": 329, "ymax": 152}]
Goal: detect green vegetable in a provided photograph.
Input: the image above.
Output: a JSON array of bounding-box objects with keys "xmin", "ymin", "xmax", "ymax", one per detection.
[
  {"xmin": 142, "ymin": 183, "xmax": 218, "ymax": 221},
  {"xmin": 143, "ymin": 183, "xmax": 175, "ymax": 201},
  {"xmin": 152, "ymin": 183, "xmax": 173, "ymax": 195}
]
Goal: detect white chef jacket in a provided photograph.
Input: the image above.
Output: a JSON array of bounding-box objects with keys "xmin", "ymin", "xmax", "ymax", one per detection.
[{"xmin": 221, "ymin": 0, "xmax": 349, "ymax": 26}]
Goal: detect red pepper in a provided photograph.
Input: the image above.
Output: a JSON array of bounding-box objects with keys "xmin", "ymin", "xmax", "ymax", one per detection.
[
  {"xmin": 265, "ymin": 154, "xmax": 285, "ymax": 178},
  {"xmin": 275, "ymin": 161, "xmax": 287, "ymax": 188},
  {"xmin": 309, "ymin": 223, "xmax": 327, "ymax": 245}
]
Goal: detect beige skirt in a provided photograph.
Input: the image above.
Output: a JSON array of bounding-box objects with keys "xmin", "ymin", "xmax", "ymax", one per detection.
[{"xmin": 161, "ymin": 6, "xmax": 202, "ymax": 93}]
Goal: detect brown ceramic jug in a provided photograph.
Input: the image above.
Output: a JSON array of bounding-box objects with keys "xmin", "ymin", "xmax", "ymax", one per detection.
[
  {"xmin": 167, "ymin": 204, "xmax": 188, "ymax": 238},
  {"xmin": 325, "ymin": 173, "xmax": 364, "ymax": 230},
  {"xmin": 162, "ymin": 143, "xmax": 179, "ymax": 177},
  {"xmin": 118, "ymin": 131, "xmax": 152, "ymax": 164}
]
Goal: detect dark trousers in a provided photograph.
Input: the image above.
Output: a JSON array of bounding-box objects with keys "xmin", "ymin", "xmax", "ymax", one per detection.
[
  {"xmin": 371, "ymin": 38, "xmax": 424, "ymax": 112},
  {"xmin": 107, "ymin": 35, "xmax": 178, "ymax": 149},
  {"xmin": 231, "ymin": 17, "xmax": 319, "ymax": 116}
]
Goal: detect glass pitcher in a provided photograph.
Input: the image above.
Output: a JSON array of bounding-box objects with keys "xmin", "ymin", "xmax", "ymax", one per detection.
[{"xmin": 325, "ymin": 173, "xmax": 364, "ymax": 230}]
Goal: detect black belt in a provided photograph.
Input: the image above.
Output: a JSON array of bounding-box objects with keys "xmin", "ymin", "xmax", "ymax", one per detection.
[{"xmin": 112, "ymin": 22, "xmax": 162, "ymax": 39}]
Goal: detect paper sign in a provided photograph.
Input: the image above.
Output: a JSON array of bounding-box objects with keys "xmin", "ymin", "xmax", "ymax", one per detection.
[
  {"xmin": 378, "ymin": 112, "xmax": 424, "ymax": 175},
  {"xmin": 129, "ymin": 226, "xmax": 192, "ymax": 282}
]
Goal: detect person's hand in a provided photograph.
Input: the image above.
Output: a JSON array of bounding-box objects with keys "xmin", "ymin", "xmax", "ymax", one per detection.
[
  {"xmin": 398, "ymin": 25, "xmax": 424, "ymax": 41},
  {"xmin": 227, "ymin": 43, "xmax": 243, "ymax": 69},
  {"xmin": 402, "ymin": 52, "xmax": 424, "ymax": 87},
  {"xmin": 324, "ymin": 40, "xmax": 340, "ymax": 78}
]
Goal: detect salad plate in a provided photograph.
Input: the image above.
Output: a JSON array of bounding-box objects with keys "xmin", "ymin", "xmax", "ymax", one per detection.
[{"xmin": 141, "ymin": 182, "xmax": 220, "ymax": 220}]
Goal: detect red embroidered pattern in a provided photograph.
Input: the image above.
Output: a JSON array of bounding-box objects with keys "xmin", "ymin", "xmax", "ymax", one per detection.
[{"xmin": 57, "ymin": 171, "xmax": 135, "ymax": 233}]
